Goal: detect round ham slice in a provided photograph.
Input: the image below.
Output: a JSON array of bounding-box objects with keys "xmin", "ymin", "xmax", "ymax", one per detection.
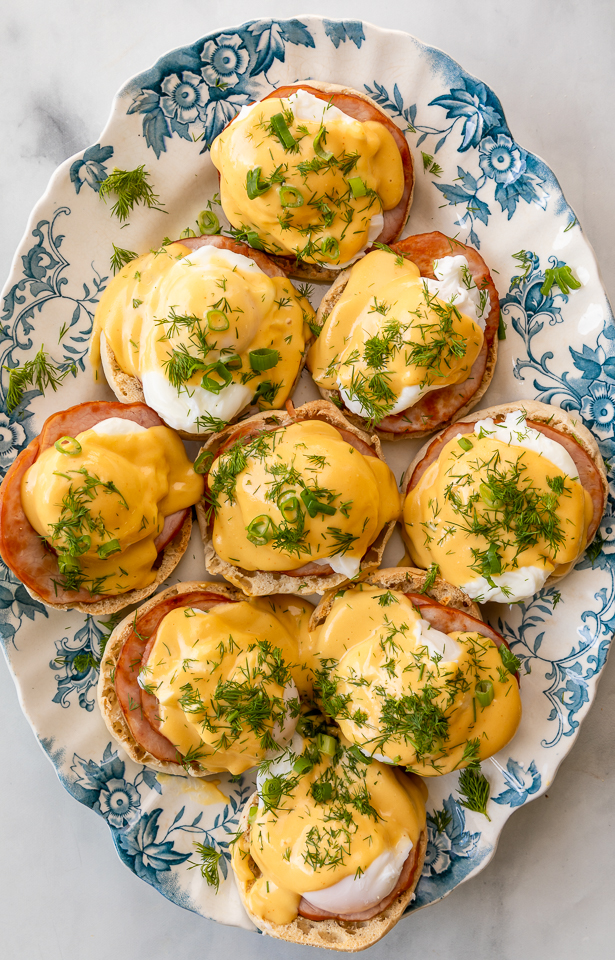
[
  {"xmin": 298, "ymin": 834, "xmax": 420, "ymax": 922},
  {"xmin": 262, "ymin": 84, "xmax": 413, "ymax": 247},
  {"xmin": 0, "ymin": 401, "xmax": 186, "ymax": 605},
  {"xmin": 115, "ymin": 591, "xmax": 233, "ymax": 763},
  {"xmin": 179, "ymin": 234, "xmax": 288, "ymax": 278},
  {"xmin": 405, "ymin": 416, "xmax": 605, "ymax": 543},
  {"xmin": 375, "ymin": 233, "xmax": 500, "ymax": 436}
]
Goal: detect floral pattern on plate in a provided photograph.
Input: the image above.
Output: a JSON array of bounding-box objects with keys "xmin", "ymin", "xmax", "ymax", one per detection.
[{"xmin": 0, "ymin": 16, "xmax": 613, "ymax": 931}]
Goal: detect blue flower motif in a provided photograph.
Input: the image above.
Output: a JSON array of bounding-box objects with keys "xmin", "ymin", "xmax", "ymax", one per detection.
[
  {"xmin": 580, "ymin": 381, "xmax": 615, "ymax": 440},
  {"xmin": 422, "ymin": 795, "xmax": 481, "ymax": 878},
  {"xmin": 160, "ymin": 71, "xmax": 208, "ymax": 124},
  {"xmin": 479, "ymin": 134, "xmax": 526, "ymax": 186},
  {"xmin": 201, "ymin": 33, "xmax": 250, "ymax": 88},
  {"xmin": 492, "ymin": 758, "xmax": 541, "ymax": 807},
  {"xmin": 117, "ymin": 809, "xmax": 192, "ymax": 883},
  {"xmin": 600, "ymin": 515, "xmax": 615, "ymax": 556},
  {"xmin": 0, "ymin": 413, "xmax": 25, "ymax": 468},
  {"xmin": 424, "ymin": 829, "xmax": 452, "ymax": 875},
  {"xmin": 429, "ymin": 79, "xmax": 503, "ymax": 151},
  {"xmin": 99, "ymin": 777, "xmax": 140, "ymax": 828},
  {"xmin": 69, "ymin": 143, "xmax": 114, "ymax": 194}
]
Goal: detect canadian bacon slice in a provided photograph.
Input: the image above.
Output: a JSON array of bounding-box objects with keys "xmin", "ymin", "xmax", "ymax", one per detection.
[
  {"xmin": 115, "ymin": 591, "xmax": 233, "ymax": 763},
  {"xmin": 0, "ymin": 401, "xmax": 182, "ymax": 605},
  {"xmin": 375, "ymin": 232, "xmax": 500, "ymax": 436}
]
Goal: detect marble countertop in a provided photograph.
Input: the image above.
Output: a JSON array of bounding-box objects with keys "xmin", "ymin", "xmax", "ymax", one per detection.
[{"xmin": 1, "ymin": 2, "xmax": 614, "ymax": 958}]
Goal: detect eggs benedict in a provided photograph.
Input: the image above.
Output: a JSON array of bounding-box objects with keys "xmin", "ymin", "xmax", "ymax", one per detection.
[
  {"xmin": 305, "ymin": 570, "xmax": 521, "ymax": 775},
  {"xmin": 196, "ymin": 400, "xmax": 401, "ymax": 596},
  {"xmin": 0, "ymin": 401, "xmax": 202, "ymax": 613},
  {"xmin": 210, "ymin": 82, "xmax": 413, "ymax": 280},
  {"xmin": 308, "ymin": 233, "xmax": 500, "ymax": 439},
  {"xmin": 402, "ymin": 401, "xmax": 607, "ymax": 603},
  {"xmin": 98, "ymin": 580, "xmax": 314, "ymax": 776},
  {"xmin": 91, "ymin": 235, "xmax": 314, "ymax": 437},
  {"xmin": 231, "ymin": 711, "xmax": 427, "ymax": 949}
]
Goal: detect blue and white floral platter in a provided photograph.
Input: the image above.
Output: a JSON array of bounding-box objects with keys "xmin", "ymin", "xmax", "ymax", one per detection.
[{"xmin": 1, "ymin": 16, "xmax": 613, "ymax": 933}]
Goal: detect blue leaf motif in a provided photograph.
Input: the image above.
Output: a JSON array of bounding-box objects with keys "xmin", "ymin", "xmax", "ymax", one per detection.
[
  {"xmin": 142, "ymin": 109, "xmax": 171, "ymax": 159},
  {"xmin": 492, "ymin": 758, "xmax": 541, "ymax": 807},
  {"xmin": 14, "ymin": 583, "xmax": 47, "ymax": 621},
  {"xmin": 570, "ymin": 346, "xmax": 602, "ymax": 381},
  {"xmin": 323, "ymin": 20, "xmax": 365, "ymax": 49}
]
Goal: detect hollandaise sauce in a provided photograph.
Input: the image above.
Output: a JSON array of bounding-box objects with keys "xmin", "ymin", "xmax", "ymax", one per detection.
[
  {"xmin": 404, "ymin": 413, "xmax": 592, "ymax": 603},
  {"xmin": 141, "ymin": 597, "xmax": 313, "ymax": 774},
  {"xmin": 304, "ymin": 585, "xmax": 521, "ymax": 775},
  {"xmin": 309, "ymin": 249, "xmax": 486, "ymax": 423},
  {"xmin": 21, "ymin": 418, "xmax": 203, "ymax": 596},
  {"xmin": 91, "ymin": 242, "xmax": 314, "ymax": 433},
  {"xmin": 206, "ymin": 420, "xmax": 400, "ymax": 576},
  {"xmin": 210, "ymin": 90, "xmax": 404, "ymax": 267},
  {"xmin": 232, "ymin": 727, "xmax": 426, "ymax": 924}
]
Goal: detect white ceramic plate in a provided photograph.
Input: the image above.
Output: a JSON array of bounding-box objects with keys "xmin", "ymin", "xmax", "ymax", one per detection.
[{"xmin": 0, "ymin": 15, "xmax": 613, "ymax": 931}]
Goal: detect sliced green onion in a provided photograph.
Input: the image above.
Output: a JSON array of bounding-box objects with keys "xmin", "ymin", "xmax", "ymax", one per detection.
[
  {"xmin": 270, "ymin": 112, "xmax": 297, "ymax": 151},
  {"xmin": 55, "ymin": 436, "xmax": 82, "ymax": 456},
  {"xmin": 247, "ymin": 804, "xmax": 258, "ymax": 824},
  {"xmin": 483, "ymin": 542, "xmax": 502, "ymax": 575},
  {"xmin": 479, "ymin": 482, "xmax": 497, "ymax": 505},
  {"xmin": 457, "ymin": 436, "xmax": 473, "ymax": 452},
  {"xmin": 316, "ymin": 733, "xmax": 337, "ymax": 757},
  {"xmin": 314, "ymin": 781, "xmax": 332, "ymax": 801},
  {"xmin": 98, "ymin": 539, "xmax": 121, "ymax": 559},
  {"xmin": 239, "ymin": 229, "xmax": 265, "ymax": 250},
  {"xmin": 261, "ymin": 777, "xmax": 281, "ymax": 801},
  {"xmin": 347, "ymin": 744, "xmax": 372, "ymax": 764},
  {"xmin": 348, "ymin": 176, "xmax": 367, "ymax": 198},
  {"xmin": 206, "ymin": 309, "xmax": 229, "ymax": 332},
  {"xmin": 201, "ymin": 361, "xmax": 233, "ymax": 394},
  {"xmin": 313, "ymin": 126, "xmax": 333, "ymax": 160},
  {"xmin": 293, "ymin": 755, "xmax": 313, "ymax": 775},
  {"xmin": 279, "ymin": 185, "xmax": 304, "ymax": 208},
  {"xmin": 277, "ymin": 491, "xmax": 300, "ymax": 523},
  {"xmin": 179, "ymin": 227, "xmax": 197, "ymax": 239},
  {"xmin": 475, "ymin": 680, "xmax": 494, "ymax": 707},
  {"xmin": 72, "ymin": 535, "xmax": 91, "ymax": 556},
  {"xmin": 246, "ymin": 515, "xmax": 275, "ymax": 546},
  {"xmin": 246, "ymin": 166, "xmax": 271, "ymax": 200},
  {"xmin": 57, "ymin": 554, "xmax": 81, "ymax": 575},
  {"xmin": 321, "ymin": 237, "xmax": 340, "ymax": 261},
  {"xmin": 498, "ymin": 316, "xmax": 507, "ymax": 340},
  {"xmin": 300, "ymin": 488, "xmax": 336, "ymax": 518},
  {"xmin": 193, "ymin": 450, "xmax": 214, "ymax": 474},
  {"xmin": 249, "ymin": 348, "xmax": 280, "ymax": 372},
  {"xmin": 197, "ymin": 210, "xmax": 220, "ymax": 235},
  {"xmin": 223, "ymin": 353, "xmax": 242, "ymax": 370}
]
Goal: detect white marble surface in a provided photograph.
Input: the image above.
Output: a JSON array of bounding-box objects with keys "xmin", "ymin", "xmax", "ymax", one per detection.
[{"xmin": 1, "ymin": 2, "xmax": 614, "ymax": 958}]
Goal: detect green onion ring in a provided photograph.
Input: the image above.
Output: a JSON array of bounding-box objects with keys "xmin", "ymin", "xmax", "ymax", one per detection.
[
  {"xmin": 279, "ymin": 185, "xmax": 304, "ymax": 208},
  {"xmin": 206, "ymin": 309, "xmax": 230, "ymax": 332},
  {"xmin": 246, "ymin": 514, "xmax": 275, "ymax": 546},
  {"xmin": 193, "ymin": 450, "xmax": 214, "ymax": 475},
  {"xmin": 249, "ymin": 348, "xmax": 280, "ymax": 372},
  {"xmin": 197, "ymin": 210, "xmax": 220, "ymax": 235},
  {"xmin": 54, "ymin": 436, "xmax": 82, "ymax": 456},
  {"xmin": 348, "ymin": 176, "xmax": 367, "ymax": 198},
  {"xmin": 475, "ymin": 680, "xmax": 494, "ymax": 707},
  {"xmin": 97, "ymin": 539, "xmax": 121, "ymax": 560}
]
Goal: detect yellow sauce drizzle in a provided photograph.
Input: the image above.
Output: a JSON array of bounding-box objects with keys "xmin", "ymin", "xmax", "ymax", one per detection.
[
  {"xmin": 305, "ymin": 586, "xmax": 522, "ymax": 775},
  {"xmin": 308, "ymin": 249, "xmax": 484, "ymax": 420},
  {"xmin": 210, "ymin": 95, "xmax": 404, "ymax": 266},
  {"xmin": 145, "ymin": 597, "xmax": 313, "ymax": 774},
  {"xmin": 233, "ymin": 737, "xmax": 426, "ymax": 925},
  {"xmin": 403, "ymin": 432, "xmax": 592, "ymax": 590},
  {"xmin": 21, "ymin": 423, "xmax": 203, "ymax": 595},
  {"xmin": 207, "ymin": 420, "xmax": 400, "ymax": 572},
  {"xmin": 90, "ymin": 242, "xmax": 313, "ymax": 426}
]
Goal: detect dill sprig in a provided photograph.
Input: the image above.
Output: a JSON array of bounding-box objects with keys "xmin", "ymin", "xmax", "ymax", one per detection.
[
  {"xmin": 457, "ymin": 765, "xmax": 491, "ymax": 820},
  {"xmin": 4, "ymin": 347, "xmax": 76, "ymax": 414},
  {"xmin": 98, "ymin": 165, "xmax": 165, "ymax": 221},
  {"xmin": 110, "ymin": 244, "xmax": 138, "ymax": 274},
  {"xmin": 189, "ymin": 843, "xmax": 223, "ymax": 892}
]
